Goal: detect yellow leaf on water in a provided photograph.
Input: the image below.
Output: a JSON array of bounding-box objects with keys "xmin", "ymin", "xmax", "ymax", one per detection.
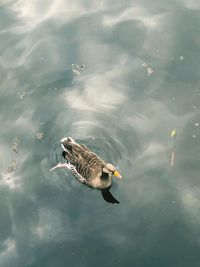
[{"xmin": 171, "ymin": 129, "xmax": 177, "ymax": 138}]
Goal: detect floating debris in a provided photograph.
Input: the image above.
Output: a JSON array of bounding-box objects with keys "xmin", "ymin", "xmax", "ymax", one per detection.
[
  {"xmin": 195, "ymin": 123, "xmax": 199, "ymax": 126},
  {"xmin": 147, "ymin": 67, "xmax": 154, "ymax": 76},
  {"xmin": 12, "ymin": 137, "xmax": 20, "ymax": 153},
  {"xmin": 170, "ymin": 129, "xmax": 177, "ymax": 166},
  {"xmin": 142, "ymin": 62, "xmax": 154, "ymax": 76},
  {"xmin": 4, "ymin": 160, "xmax": 17, "ymax": 174},
  {"xmin": 71, "ymin": 64, "xmax": 85, "ymax": 75},
  {"xmin": 171, "ymin": 151, "xmax": 175, "ymax": 166},
  {"xmin": 17, "ymin": 91, "xmax": 26, "ymax": 100},
  {"xmin": 171, "ymin": 129, "xmax": 177, "ymax": 138},
  {"xmin": 192, "ymin": 134, "xmax": 196, "ymax": 138},
  {"xmin": 180, "ymin": 56, "xmax": 184, "ymax": 61},
  {"xmin": 35, "ymin": 132, "xmax": 44, "ymax": 140},
  {"xmin": 141, "ymin": 62, "xmax": 148, "ymax": 68}
]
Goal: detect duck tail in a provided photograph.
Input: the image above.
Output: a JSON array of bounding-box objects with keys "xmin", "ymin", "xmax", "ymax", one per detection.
[{"xmin": 60, "ymin": 137, "xmax": 76, "ymax": 152}]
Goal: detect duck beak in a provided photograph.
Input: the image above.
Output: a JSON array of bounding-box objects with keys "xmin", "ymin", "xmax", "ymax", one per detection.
[{"xmin": 113, "ymin": 170, "xmax": 122, "ymax": 179}]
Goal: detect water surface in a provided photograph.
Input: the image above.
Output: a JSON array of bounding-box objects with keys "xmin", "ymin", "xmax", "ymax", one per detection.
[{"xmin": 1, "ymin": 0, "xmax": 200, "ymax": 266}]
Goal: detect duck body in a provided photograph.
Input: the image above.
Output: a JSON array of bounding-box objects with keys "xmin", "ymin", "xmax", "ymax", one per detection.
[
  {"xmin": 50, "ymin": 137, "xmax": 122, "ymax": 204},
  {"xmin": 61, "ymin": 137, "xmax": 112, "ymax": 190}
]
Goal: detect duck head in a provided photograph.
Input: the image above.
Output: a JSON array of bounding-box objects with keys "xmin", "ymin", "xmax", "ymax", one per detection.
[{"xmin": 103, "ymin": 163, "xmax": 122, "ymax": 179}]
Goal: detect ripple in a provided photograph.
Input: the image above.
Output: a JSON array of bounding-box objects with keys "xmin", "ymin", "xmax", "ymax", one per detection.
[{"xmin": 48, "ymin": 142, "xmax": 64, "ymax": 167}]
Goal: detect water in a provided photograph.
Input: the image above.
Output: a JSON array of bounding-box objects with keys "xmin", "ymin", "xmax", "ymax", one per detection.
[{"xmin": 1, "ymin": 0, "xmax": 200, "ymax": 266}]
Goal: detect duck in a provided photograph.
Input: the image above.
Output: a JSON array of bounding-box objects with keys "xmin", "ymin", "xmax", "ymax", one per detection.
[{"xmin": 50, "ymin": 137, "xmax": 122, "ymax": 204}]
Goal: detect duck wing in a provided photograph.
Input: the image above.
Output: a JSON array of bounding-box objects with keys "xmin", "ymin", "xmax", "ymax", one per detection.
[
  {"xmin": 62, "ymin": 138, "xmax": 104, "ymax": 181},
  {"xmin": 62, "ymin": 141, "xmax": 84, "ymax": 163},
  {"xmin": 101, "ymin": 188, "xmax": 119, "ymax": 204}
]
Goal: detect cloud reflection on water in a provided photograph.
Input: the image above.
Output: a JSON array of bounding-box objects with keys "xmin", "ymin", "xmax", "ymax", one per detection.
[
  {"xmin": 1, "ymin": 0, "xmax": 200, "ymax": 266},
  {"xmin": 0, "ymin": 239, "xmax": 17, "ymax": 266}
]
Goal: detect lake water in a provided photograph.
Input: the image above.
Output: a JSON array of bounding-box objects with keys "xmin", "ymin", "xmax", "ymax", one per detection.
[{"xmin": 1, "ymin": 0, "xmax": 200, "ymax": 266}]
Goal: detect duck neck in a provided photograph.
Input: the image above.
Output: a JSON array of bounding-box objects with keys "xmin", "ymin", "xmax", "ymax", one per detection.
[{"xmin": 101, "ymin": 172, "xmax": 111, "ymax": 181}]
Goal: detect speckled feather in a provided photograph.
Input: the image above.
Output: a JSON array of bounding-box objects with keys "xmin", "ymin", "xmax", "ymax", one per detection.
[{"xmin": 62, "ymin": 139, "xmax": 111, "ymax": 189}]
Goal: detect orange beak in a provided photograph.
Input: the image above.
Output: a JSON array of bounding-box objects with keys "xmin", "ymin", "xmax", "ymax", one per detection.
[{"xmin": 113, "ymin": 170, "xmax": 122, "ymax": 179}]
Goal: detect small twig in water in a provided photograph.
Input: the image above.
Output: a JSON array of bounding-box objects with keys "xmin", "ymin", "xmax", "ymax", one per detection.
[{"xmin": 171, "ymin": 151, "xmax": 175, "ymax": 166}]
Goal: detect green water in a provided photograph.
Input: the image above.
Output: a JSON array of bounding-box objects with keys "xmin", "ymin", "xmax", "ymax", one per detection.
[{"xmin": 1, "ymin": 0, "xmax": 200, "ymax": 266}]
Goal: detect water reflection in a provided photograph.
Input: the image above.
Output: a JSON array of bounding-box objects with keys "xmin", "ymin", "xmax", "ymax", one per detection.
[{"xmin": 1, "ymin": 0, "xmax": 200, "ymax": 266}]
